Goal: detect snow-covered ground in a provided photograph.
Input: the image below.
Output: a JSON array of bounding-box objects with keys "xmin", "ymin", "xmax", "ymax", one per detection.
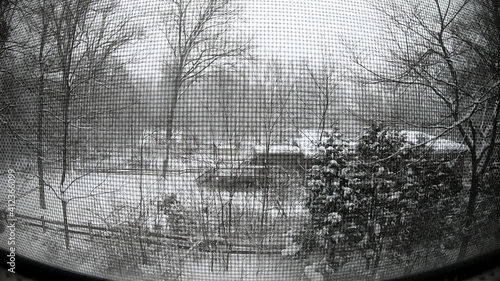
[
  {"xmin": 0, "ymin": 160, "xmax": 493, "ymax": 281},
  {"xmin": 0, "ymin": 162, "xmax": 313, "ymax": 280},
  {"xmin": 0, "ymin": 160, "xmax": 309, "ymax": 235}
]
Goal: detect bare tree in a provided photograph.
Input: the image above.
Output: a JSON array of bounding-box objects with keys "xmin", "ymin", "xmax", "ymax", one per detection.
[
  {"xmin": 0, "ymin": 0, "xmax": 57, "ymax": 209},
  {"xmin": 20, "ymin": 0, "xmax": 57, "ymax": 210},
  {"xmin": 253, "ymin": 60, "xmax": 295, "ymax": 242},
  {"xmin": 34, "ymin": 0, "xmax": 49, "ymax": 210},
  {"xmin": 0, "ymin": 0, "xmax": 22, "ymax": 166},
  {"xmin": 357, "ymin": 0, "xmax": 500, "ymax": 261},
  {"xmin": 160, "ymin": 0, "xmax": 248, "ymax": 178},
  {"xmin": 35, "ymin": 0, "xmax": 137, "ymax": 250},
  {"xmin": 203, "ymin": 68, "xmax": 250, "ymax": 271},
  {"xmin": 297, "ymin": 57, "xmax": 338, "ymax": 141}
]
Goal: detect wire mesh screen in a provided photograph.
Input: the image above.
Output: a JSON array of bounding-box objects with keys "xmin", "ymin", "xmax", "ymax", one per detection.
[{"xmin": 1, "ymin": 0, "xmax": 499, "ymax": 280}]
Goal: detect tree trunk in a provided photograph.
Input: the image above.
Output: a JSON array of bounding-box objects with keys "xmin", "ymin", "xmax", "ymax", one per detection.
[
  {"xmin": 138, "ymin": 225, "xmax": 148, "ymax": 265},
  {"xmin": 327, "ymin": 241, "xmax": 337, "ymax": 267},
  {"xmin": 457, "ymin": 165, "xmax": 480, "ymax": 261},
  {"xmin": 58, "ymin": 48, "xmax": 73, "ymax": 251},
  {"xmin": 161, "ymin": 84, "xmax": 178, "ymax": 178},
  {"xmin": 37, "ymin": 89, "xmax": 46, "ymax": 209},
  {"xmin": 162, "ymin": 5, "xmax": 186, "ymax": 178},
  {"xmin": 57, "ymin": 1, "xmax": 79, "ymax": 252},
  {"xmin": 36, "ymin": 1, "xmax": 48, "ymax": 210},
  {"xmin": 61, "ymin": 199, "xmax": 70, "ymax": 250},
  {"xmin": 140, "ymin": 143, "xmax": 144, "ymax": 218},
  {"xmin": 161, "ymin": 142, "xmax": 171, "ymax": 178},
  {"xmin": 259, "ymin": 147, "xmax": 271, "ymax": 242},
  {"xmin": 139, "ymin": 142, "xmax": 147, "ymax": 264},
  {"xmin": 226, "ymin": 193, "xmax": 233, "ymax": 271},
  {"xmin": 370, "ymin": 237, "xmax": 383, "ymax": 281}
]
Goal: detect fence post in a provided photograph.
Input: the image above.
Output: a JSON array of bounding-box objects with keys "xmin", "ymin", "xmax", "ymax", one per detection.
[
  {"xmin": 41, "ymin": 215, "xmax": 46, "ymax": 232},
  {"xmin": 88, "ymin": 221, "xmax": 93, "ymax": 241}
]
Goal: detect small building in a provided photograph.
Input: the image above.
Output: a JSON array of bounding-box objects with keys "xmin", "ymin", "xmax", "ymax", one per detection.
[
  {"xmin": 400, "ymin": 130, "xmax": 468, "ymax": 154},
  {"xmin": 138, "ymin": 129, "xmax": 188, "ymax": 148},
  {"xmin": 292, "ymin": 128, "xmax": 357, "ymax": 158},
  {"xmin": 251, "ymin": 145, "xmax": 303, "ymax": 168},
  {"xmin": 198, "ymin": 143, "xmax": 305, "ymax": 188}
]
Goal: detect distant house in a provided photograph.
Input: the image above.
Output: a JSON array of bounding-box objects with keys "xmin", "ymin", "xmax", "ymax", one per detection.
[
  {"xmin": 198, "ymin": 142, "xmax": 305, "ymax": 188},
  {"xmin": 291, "ymin": 128, "xmax": 467, "ymax": 159},
  {"xmin": 251, "ymin": 144, "xmax": 303, "ymax": 168},
  {"xmin": 212, "ymin": 143, "xmax": 246, "ymax": 160},
  {"xmin": 139, "ymin": 129, "xmax": 185, "ymax": 148},
  {"xmin": 400, "ymin": 130, "xmax": 468, "ymax": 154},
  {"xmin": 292, "ymin": 128, "xmax": 357, "ymax": 158},
  {"xmin": 290, "ymin": 129, "xmax": 327, "ymax": 159}
]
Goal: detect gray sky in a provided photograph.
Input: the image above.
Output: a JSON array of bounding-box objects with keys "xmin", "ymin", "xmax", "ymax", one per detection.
[{"xmin": 117, "ymin": 0, "xmax": 388, "ymax": 79}]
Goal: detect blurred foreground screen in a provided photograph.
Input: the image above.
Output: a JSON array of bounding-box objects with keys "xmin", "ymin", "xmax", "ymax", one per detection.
[{"xmin": 1, "ymin": 0, "xmax": 499, "ymax": 280}]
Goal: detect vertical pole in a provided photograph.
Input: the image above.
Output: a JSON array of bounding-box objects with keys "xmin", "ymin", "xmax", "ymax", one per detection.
[
  {"xmin": 88, "ymin": 221, "xmax": 93, "ymax": 241},
  {"xmin": 41, "ymin": 215, "xmax": 46, "ymax": 232}
]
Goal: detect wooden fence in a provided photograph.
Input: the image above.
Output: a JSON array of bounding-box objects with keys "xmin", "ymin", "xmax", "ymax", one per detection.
[{"xmin": 4, "ymin": 211, "xmax": 285, "ymax": 255}]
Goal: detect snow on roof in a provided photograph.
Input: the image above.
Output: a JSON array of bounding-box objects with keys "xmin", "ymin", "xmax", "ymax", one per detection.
[
  {"xmin": 292, "ymin": 134, "xmax": 357, "ymax": 158},
  {"xmin": 298, "ymin": 129, "xmax": 330, "ymax": 142},
  {"xmin": 216, "ymin": 144, "xmax": 239, "ymax": 149},
  {"xmin": 253, "ymin": 145, "xmax": 301, "ymax": 154},
  {"xmin": 400, "ymin": 130, "xmax": 467, "ymax": 152}
]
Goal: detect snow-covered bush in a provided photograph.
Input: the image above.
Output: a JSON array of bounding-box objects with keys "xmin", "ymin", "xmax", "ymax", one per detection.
[
  {"xmin": 302, "ymin": 129, "xmax": 360, "ymax": 269},
  {"xmin": 157, "ymin": 193, "xmax": 194, "ymax": 235},
  {"xmin": 301, "ymin": 123, "xmax": 463, "ymax": 276}
]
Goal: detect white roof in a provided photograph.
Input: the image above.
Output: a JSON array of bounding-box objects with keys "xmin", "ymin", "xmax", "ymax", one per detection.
[
  {"xmin": 253, "ymin": 145, "xmax": 301, "ymax": 154},
  {"xmin": 298, "ymin": 129, "xmax": 330, "ymax": 142},
  {"xmin": 400, "ymin": 130, "xmax": 467, "ymax": 152},
  {"xmin": 293, "ymin": 133, "xmax": 357, "ymax": 158}
]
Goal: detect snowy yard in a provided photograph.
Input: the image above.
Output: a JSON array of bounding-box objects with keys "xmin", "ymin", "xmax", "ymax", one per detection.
[
  {"xmin": 0, "ymin": 162, "xmax": 316, "ymax": 281},
  {"xmin": 0, "ymin": 159, "xmax": 310, "ymax": 240}
]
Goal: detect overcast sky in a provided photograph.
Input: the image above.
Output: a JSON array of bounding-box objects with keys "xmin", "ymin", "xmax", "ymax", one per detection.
[{"xmin": 117, "ymin": 0, "xmax": 389, "ymax": 80}]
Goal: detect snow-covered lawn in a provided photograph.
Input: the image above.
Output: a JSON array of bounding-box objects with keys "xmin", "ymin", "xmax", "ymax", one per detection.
[
  {"xmin": 0, "ymin": 164, "xmax": 495, "ymax": 281},
  {"xmin": 0, "ymin": 164, "xmax": 309, "ymax": 237}
]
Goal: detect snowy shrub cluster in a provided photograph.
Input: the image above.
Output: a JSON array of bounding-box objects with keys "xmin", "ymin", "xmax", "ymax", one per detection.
[
  {"xmin": 156, "ymin": 193, "xmax": 194, "ymax": 235},
  {"xmin": 300, "ymin": 123, "xmax": 465, "ymax": 276}
]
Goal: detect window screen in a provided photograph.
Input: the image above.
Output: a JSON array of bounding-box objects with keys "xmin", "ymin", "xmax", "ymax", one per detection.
[{"xmin": 1, "ymin": 0, "xmax": 499, "ymax": 280}]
